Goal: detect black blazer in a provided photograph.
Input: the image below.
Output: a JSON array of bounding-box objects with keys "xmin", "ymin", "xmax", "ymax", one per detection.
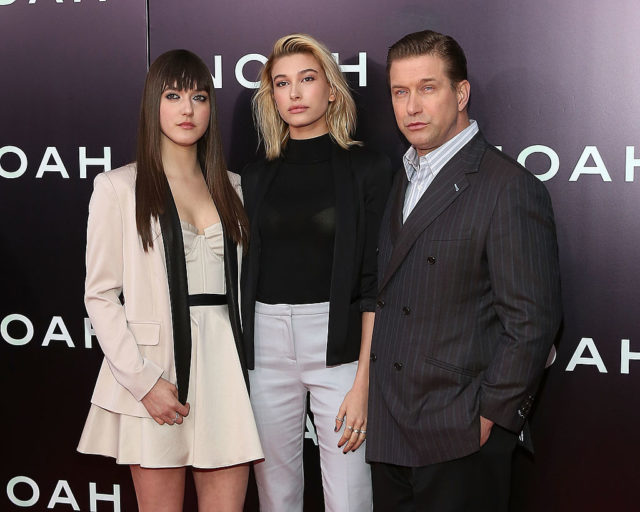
[
  {"xmin": 367, "ymin": 132, "xmax": 562, "ymax": 467},
  {"xmin": 241, "ymin": 143, "xmax": 392, "ymax": 369}
]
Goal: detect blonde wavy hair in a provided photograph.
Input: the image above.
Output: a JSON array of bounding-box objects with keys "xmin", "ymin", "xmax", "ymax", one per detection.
[{"xmin": 252, "ymin": 33, "xmax": 361, "ymax": 160}]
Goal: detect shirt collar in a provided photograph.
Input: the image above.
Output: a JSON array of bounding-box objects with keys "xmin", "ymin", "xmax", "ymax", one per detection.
[{"xmin": 403, "ymin": 120, "xmax": 479, "ymax": 182}]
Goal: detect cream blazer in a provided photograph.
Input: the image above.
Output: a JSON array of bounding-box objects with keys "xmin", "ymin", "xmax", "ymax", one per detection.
[{"xmin": 84, "ymin": 164, "xmax": 243, "ymax": 417}]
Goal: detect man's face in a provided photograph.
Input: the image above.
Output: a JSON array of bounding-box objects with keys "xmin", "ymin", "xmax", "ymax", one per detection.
[{"xmin": 389, "ymin": 54, "xmax": 469, "ymax": 156}]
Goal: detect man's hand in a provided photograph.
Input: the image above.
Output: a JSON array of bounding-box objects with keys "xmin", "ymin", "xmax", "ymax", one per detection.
[{"xmin": 480, "ymin": 416, "xmax": 494, "ymax": 447}]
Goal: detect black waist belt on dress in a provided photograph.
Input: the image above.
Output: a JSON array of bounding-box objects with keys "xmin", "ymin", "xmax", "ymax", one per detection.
[{"xmin": 188, "ymin": 294, "xmax": 227, "ymax": 306}]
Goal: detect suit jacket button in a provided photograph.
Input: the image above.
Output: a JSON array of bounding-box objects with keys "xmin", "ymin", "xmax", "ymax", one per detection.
[
  {"xmin": 370, "ymin": 353, "xmax": 377, "ymax": 362},
  {"xmin": 427, "ymin": 256, "xmax": 436, "ymax": 265},
  {"xmin": 377, "ymin": 300, "xmax": 385, "ymax": 309},
  {"xmin": 394, "ymin": 362, "xmax": 403, "ymax": 371},
  {"xmin": 402, "ymin": 306, "xmax": 411, "ymax": 315}
]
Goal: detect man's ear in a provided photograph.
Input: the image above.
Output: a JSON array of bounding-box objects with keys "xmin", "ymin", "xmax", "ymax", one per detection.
[{"xmin": 456, "ymin": 80, "xmax": 470, "ymax": 111}]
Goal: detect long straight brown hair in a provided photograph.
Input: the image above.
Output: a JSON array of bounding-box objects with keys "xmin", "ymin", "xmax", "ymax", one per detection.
[{"xmin": 135, "ymin": 49, "xmax": 249, "ymax": 251}]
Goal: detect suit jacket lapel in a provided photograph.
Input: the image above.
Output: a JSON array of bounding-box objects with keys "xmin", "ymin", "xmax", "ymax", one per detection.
[
  {"xmin": 222, "ymin": 222, "xmax": 250, "ymax": 390},
  {"xmin": 159, "ymin": 185, "xmax": 191, "ymax": 405},
  {"xmin": 389, "ymin": 168, "xmax": 408, "ymax": 246},
  {"xmin": 244, "ymin": 158, "xmax": 281, "ymax": 314},
  {"xmin": 327, "ymin": 145, "xmax": 356, "ymax": 347},
  {"xmin": 379, "ymin": 133, "xmax": 487, "ymax": 292},
  {"xmin": 248, "ymin": 159, "xmax": 281, "ymax": 222}
]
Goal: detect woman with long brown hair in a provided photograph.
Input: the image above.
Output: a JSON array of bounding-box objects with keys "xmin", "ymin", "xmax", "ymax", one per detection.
[
  {"xmin": 78, "ymin": 49, "xmax": 262, "ymax": 511},
  {"xmin": 242, "ymin": 34, "xmax": 392, "ymax": 511}
]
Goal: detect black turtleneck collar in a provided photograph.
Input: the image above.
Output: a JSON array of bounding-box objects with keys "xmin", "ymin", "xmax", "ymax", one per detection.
[{"xmin": 284, "ymin": 133, "xmax": 333, "ymax": 164}]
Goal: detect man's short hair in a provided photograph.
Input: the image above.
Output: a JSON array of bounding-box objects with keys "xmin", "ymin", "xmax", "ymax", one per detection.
[{"xmin": 387, "ymin": 29, "xmax": 467, "ymax": 87}]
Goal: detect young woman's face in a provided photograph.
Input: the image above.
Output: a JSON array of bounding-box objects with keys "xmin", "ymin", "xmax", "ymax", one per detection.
[
  {"xmin": 159, "ymin": 87, "xmax": 210, "ymax": 149},
  {"xmin": 271, "ymin": 53, "xmax": 335, "ymax": 139}
]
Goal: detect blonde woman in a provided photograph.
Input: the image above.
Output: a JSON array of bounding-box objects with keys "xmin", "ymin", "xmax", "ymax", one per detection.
[
  {"xmin": 78, "ymin": 50, "xmax": 262, "ymax": 511},
  {"xmin": 242, "ymin": 34, "xmax": 392, "ymax": 511}
]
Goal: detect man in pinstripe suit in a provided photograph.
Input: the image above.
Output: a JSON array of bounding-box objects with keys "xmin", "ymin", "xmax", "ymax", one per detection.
[{"xmin": 366, "ymin": 30, "xmax": 562, "ymax": 511}]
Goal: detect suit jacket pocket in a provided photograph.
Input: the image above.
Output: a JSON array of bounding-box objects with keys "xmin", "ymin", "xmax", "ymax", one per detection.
[
  {"xmin": 128, "ymin": 321, "xmax": 161, "ymax": 346},
  {"xmin": 424, "ymin": 355, "xmax": 479, "ymax": 379}
]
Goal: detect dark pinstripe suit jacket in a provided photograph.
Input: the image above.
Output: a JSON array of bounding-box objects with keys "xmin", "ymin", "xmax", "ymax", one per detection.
[{"xmin": 366, "ymin": 132, "xmax": 562, "ymax": 467}]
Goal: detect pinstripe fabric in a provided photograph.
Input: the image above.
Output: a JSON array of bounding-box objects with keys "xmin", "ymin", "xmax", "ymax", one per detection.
[{"xmin": 366, "ymin": 132, "xmax": 562, "ymax": 467}]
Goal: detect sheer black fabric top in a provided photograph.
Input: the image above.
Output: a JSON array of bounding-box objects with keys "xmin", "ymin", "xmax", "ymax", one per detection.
[{"xmin": 256, "ymin": 134, "xmax": 336, "ymax": 304}]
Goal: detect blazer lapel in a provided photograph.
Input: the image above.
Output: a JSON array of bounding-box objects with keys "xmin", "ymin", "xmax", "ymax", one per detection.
[
  {"xmin": 379, "ymin": 133, "xmax": 487, "ymax": 292},
  {"xmin": 159, "ymin": 186, "xmax": 191, "ymax": 405},
  {"xmin": 248, "ymin": 159, "xmax": 281, "ymax": 222},
  {"xmin": 222, "ymin": 223, "xmax": 249, "ymax": 390},
  {"xmin": 389, "ymin": 168, "xmax": 409, "ymax": 246},
  {"xmin": 244, "ymin": 157, "xmax": 280, "ymax": 308},
  {"xmin": 327, "ymin": 145, "xmax": 356, "ymax": 347},
  {"xmin": 245, "ymin": 159, "xmax": 281, "ymax": 294}
]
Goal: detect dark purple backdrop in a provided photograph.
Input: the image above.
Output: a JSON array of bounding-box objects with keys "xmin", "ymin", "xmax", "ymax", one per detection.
[{"xmin": 2, "ymin": 0, "xmax": 638, "ymax": 510}]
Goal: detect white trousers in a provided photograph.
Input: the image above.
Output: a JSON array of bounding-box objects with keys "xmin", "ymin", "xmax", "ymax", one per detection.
[{"xmin": 250, "ymin": 301, "xmax": 372, "ymax": 512}]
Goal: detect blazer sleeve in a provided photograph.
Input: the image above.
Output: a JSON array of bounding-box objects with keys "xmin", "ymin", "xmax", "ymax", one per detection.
[
  {"xmin": 84, "ymin": 172, "xmax": 164, "ymax": 401},
  {"xmin": 480, "ymin": 169, "xmax": 562, "ymax": 431},
  {"xmin": 358, "ymin": 151, "xmax": 393, "ymax": 312}
]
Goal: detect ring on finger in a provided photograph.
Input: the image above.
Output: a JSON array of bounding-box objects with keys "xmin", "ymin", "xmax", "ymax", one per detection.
[
  {"xmin": 347, "ymin": 425, "xmax": 353, "ymax": 431},
  {"xmin": 353, "ymin": 428, "xmax": 361, "ymax": 434},
  {"xmin": 335, "ymin": 416, "xmax": 344, "ymax": 422},
  {"xmin": 359, "ymin": 430, "xmax": 367, "ymax": 435},
  {"xmin": 175, "ymin": 412, "xmax": 180, "ymax": 421}
]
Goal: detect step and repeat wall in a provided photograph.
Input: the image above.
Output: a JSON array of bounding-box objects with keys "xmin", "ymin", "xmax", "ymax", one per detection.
[{"xmin": 1, "ymin": 0, "xmax": 638, "ymax": 510}]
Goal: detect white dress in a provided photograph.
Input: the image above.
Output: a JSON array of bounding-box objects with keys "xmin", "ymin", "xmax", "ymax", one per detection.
[{"xmin": 78, "ymin": 221, "xmax": 263, "ymax": 468}]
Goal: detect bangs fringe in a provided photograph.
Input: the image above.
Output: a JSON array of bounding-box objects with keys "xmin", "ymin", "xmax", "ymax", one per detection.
[{"xmin": 158, "ymin": 51, "xmax": 211, "ymax": 92}]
